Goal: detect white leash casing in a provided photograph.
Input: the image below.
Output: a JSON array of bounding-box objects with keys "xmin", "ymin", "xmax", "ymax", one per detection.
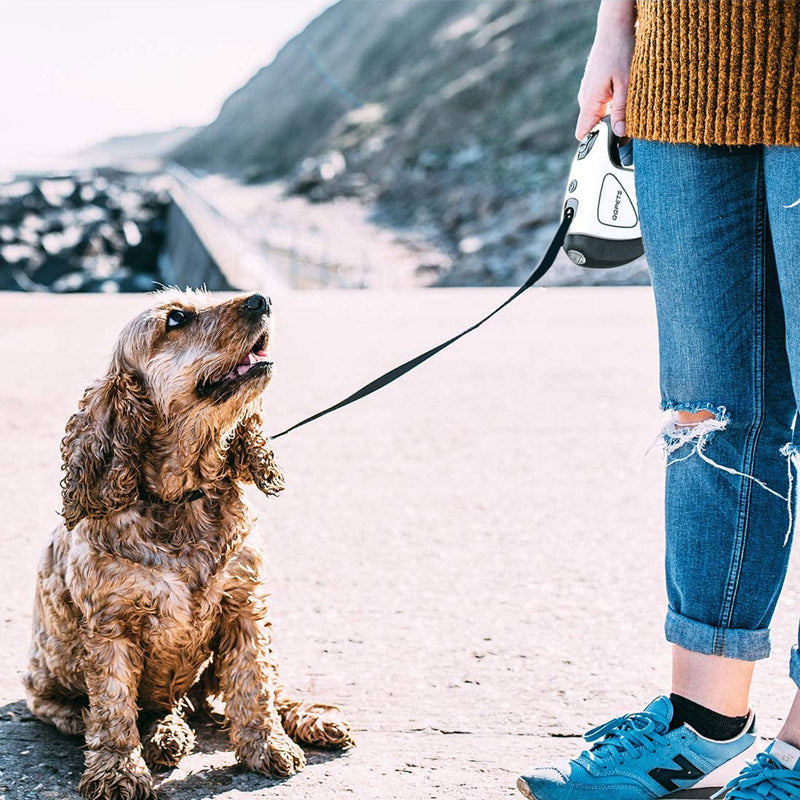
[{"xmin": 562, "ymin": 117, "xmax": 643, "ymax": 269}]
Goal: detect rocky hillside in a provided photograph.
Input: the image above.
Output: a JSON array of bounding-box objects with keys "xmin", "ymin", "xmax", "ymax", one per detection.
[{"xmin": 173, "ymin": 0, "xmax": 647, "ymax": 286}]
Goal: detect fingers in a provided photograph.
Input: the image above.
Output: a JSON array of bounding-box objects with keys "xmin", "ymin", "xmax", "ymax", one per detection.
[
  {"xmin": 609, "ymin": 75, "xmax": 629, "ymax": 137},
  {"xmin": 575, "ymin": 104, "xmax": 607, "ymax": 140},
  {"xmin": 575, "ymin": 66, "xmax": 612, "ymax": 140},
  {"xmin": 575, "ymin": 91, "xmax": 610, "ymax": 140},
  {"xmin": 575, "ymin": 73, "xmax": 628, "ymax": 140}
]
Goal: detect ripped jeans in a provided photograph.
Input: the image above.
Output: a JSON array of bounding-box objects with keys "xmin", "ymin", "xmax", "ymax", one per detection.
[{"xmin": 634, "ymin": 140, "xmax": 800, "ymax": 682}]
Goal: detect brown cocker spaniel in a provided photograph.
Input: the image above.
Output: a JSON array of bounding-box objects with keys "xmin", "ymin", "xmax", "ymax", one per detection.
[{"xmin": 25, "ymin": 291, "xmax": 353, "ymax": 800}]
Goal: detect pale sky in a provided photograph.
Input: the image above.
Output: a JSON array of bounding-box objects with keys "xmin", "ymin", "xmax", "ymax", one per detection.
[{"xmin": 0, "ymin": 0, "xmax": 335, "ymax": 169}]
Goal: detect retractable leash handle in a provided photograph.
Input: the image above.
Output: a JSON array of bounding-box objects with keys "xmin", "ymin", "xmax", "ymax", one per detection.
[
  {"xmin": 562, "ymin": 116, "xmax": 643, "ymax": 269},
  {"xmin": 271, "ymin": 117, "xmax": 640, "ymax": 441}
]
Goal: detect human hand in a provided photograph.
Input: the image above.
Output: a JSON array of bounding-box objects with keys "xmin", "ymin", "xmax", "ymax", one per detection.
[{"xmin": 575, "ymin": 0, "xmax": 636, "ymax": 140}]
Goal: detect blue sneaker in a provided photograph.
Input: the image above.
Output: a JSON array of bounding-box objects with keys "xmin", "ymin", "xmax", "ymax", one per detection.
[
  {"xmin": 717, "ymin": 740, "xmax": 800, "ymax": 798},
  {"xmin": 517, "ymin": 696, "xmax": 759, "ymax": 800}
]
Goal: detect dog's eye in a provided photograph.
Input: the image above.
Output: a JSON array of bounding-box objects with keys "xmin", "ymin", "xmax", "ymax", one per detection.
[{"xmin": 166, "ymin": 309, "xmax": 191, "ymax": 330}]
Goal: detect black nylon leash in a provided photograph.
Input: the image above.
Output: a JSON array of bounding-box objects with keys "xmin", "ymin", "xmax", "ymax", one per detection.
[{"xmin": 271, "ymin": 209, "xmax": 573, "ymax": 440}]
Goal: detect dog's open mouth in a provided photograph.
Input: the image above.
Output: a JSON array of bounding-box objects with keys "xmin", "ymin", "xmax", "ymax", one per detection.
[{"xmin": 197, "ymin": 333, "xmax": 272, "ymax": 399}]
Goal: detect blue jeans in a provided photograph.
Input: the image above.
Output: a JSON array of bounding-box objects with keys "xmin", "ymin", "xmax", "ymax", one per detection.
[{"xmin": 633, "ymin": 140, "xmax": 800, "ymax": 684}]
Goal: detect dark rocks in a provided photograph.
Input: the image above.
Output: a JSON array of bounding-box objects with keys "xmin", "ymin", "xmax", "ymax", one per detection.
[
  {"xmin": 123, "ymin": 235, "xmax": 163, "ymax": 274},
  {"xmin": 0, "ymin": 170, "xmax": 170, "ymax": 292},
  {"xmin": 288, "ymin": 151, "xmax": 347, "ymax": 201},
  {"xmin": 0, "ymin": 252, "xmax": 23, "ymax": 291},
  {"xmin": 0, "ymin": 197, "xmax": 29, "ymax": 227},
  {"xmin": 30, "ymin": 255, "xmax": 74, "ymax": 286}
]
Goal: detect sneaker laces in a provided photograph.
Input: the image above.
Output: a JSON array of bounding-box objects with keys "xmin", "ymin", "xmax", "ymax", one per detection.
[
  {"xmin": 715, "ymin": 752, "xmax": 800, "ymax": 800},
  {"xmin": 581, "ymin": 709, "xmax": 671, "ymax": 768}
]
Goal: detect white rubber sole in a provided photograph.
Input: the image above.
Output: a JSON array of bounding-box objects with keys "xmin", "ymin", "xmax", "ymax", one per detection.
[
  {"xmin": 516, "ymin": 734, "xmax": 761, "ymax": 799},
  {"xmin": 516, "ymin": 776, "xmax": 722, "ymax": 800}
]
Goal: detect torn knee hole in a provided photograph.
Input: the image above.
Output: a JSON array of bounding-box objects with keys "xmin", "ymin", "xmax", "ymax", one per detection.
[
  {"xmin": 660, "ymin": 404, "xmax": 729, "ymax": 456},
  {"xmin": 657, "ymin": 402, "xmax": 789, "ymax": 509},
  {"xmin": 675, "ymin": 409, "xmax": 718, "ymax": 426}
]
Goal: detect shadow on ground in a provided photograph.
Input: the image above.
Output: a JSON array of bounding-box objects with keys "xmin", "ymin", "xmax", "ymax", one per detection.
[
  {"xmin": 0, "ymin": 699, "xmax": 83, "ymax": 799},
  {"xmin": 0, "ymin": 700, "xmax": 344, "ymax": 800}
]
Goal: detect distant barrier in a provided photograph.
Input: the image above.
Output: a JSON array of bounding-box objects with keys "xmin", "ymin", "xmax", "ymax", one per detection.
[
  {"xmin": 161, "ymin": 200, "xmax": 235, "ymax": 291},
  {"xmin": 164, "ymin": 164, "xmax": 363, "ymax": 291},
  {"xmin": 163, "ymin": 165, "xmax": 284, "ymax": 292}
]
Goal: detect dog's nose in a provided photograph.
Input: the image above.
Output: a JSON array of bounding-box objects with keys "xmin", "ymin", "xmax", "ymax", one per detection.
[{"xmin": 242, "ymin": 294, "xmax": 270, "ymax": 316}]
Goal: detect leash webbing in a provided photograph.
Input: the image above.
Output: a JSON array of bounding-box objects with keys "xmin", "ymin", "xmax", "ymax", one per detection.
[{"xmin": 271, "ymin": 209, "xmax": 573, "ymax": 440}]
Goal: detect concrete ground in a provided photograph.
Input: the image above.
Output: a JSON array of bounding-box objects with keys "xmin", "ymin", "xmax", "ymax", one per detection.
[{"xmin": 2, "ymin": 287, "xmax": 800, "ymax": 800}]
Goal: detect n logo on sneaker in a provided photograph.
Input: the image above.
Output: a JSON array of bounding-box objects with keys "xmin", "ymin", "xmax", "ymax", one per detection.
[{"xmin": 648, "ymin": 755, "xmax": 704, "ymax": 792}]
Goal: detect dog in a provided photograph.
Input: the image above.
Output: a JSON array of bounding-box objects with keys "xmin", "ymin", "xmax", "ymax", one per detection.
[{"xmin": 24, "ymin": 290, "xmax": 353, "ymax": 800}]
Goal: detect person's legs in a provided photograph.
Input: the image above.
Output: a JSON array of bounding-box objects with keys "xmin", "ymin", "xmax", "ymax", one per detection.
[
  {"xmin": 635, "ymin": 140, "xmax": 796, "ymax": 713},
  {"xmin": 517, "ymin": 141, "xmax": 793, "ymax": 800}
]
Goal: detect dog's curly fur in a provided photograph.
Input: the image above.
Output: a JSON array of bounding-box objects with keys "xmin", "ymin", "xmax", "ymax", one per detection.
[{"xmin": 25, "ymin": 291, "xmax": 353, "ymax": 800}]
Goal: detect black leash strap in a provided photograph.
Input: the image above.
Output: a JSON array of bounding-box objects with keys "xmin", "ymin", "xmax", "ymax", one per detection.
[{"xmin": 271, "ymin": 209, "xmax": 573, "ymax": 440}]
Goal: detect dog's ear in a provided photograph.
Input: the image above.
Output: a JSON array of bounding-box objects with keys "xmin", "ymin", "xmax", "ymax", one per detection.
[
  {"xmin": 60, "ymin": 372, "xmax": 154, "ymax": 530},
  {"xmin": 226, "ymin": 409, "xmax": 284, "ymax": 496}
]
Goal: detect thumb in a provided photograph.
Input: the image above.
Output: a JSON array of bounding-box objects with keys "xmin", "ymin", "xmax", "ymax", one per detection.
[{"xmin": 610, "ymin": 78, "xmax": 628, "ymax": 137}]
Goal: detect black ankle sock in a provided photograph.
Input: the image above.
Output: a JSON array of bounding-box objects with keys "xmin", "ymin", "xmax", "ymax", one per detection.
[{"xmin": 668, "ymin": 693, "xmax": 749, "ymax": 740}]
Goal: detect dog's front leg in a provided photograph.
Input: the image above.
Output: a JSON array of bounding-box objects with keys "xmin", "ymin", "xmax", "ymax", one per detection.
[
  {"xmin": 216, "ymin": 595, "xmax": 306, "ymax": 778},
  {"xmin": 77, "ymin": 634, "xmax": 155, "ymax": 800}
]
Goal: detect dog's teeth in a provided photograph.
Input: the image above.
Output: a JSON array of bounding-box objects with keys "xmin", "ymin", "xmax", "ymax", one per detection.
[
  {"xmin": 247, "ymin": 352, "xmax": 257, "ymax": 365},
  {"xmin": 237, "ymin": 365, "xmax": 250, "ymax": 376}
]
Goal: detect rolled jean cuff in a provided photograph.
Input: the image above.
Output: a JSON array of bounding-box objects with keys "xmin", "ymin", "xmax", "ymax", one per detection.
[{"xmin": 665, "ymin": 608, "xmax": 771, "ymax": 661}]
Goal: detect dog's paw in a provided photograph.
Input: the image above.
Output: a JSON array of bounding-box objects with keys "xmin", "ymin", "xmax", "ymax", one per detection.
[
  {"xmin": 142, "ymin": 713, "xmax": 196, "ymax": 769},
  {"xmin": 52, "ymin": 707, "xmax": 86, "ymax": 737},
  {"xmin": 282, "ymin": 701, "xmax": 355, "ymax": 750},
  {"xmin": 237, "ymin": 732, "xmax": 307, "ymax": 778},
  {"xmin": 78, "ymin": 748, "xmax": 157, "ymax": 800}
]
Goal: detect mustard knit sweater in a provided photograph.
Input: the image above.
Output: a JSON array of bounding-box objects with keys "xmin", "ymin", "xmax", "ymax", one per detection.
[{"xmin": 627, "ymin": 0, "xmax": 800, "ymax": 146}]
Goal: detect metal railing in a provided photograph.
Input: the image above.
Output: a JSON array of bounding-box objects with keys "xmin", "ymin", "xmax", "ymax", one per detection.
[{"xmin": 166, "ymin": 164, "xmax": 366, "ymax": 289}]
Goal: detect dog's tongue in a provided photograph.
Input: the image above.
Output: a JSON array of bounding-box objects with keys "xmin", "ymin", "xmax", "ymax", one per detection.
[{"xmin": 233, "ymin": 351, "xmax": 268, "ymax": 376}]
